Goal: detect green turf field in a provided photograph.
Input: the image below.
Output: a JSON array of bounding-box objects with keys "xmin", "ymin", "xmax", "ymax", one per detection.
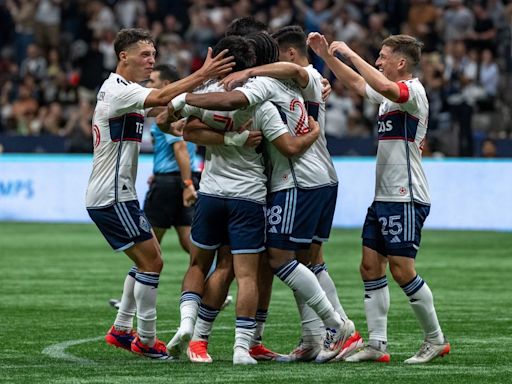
[{"xmin": 1, "ymin": 222, "xmax": 511, "ymax": 383}]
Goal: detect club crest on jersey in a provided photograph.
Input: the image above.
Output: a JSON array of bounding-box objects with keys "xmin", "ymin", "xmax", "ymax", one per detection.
[
  {"xmin": 93, "ymin": 125, "xmax": 101, "ymax": 148},
  {"xmin": 399, "ymin": 187, "xmax": 407, "ymax": 195},
  {"xmin": 139, "ymin": 216, "xmax": 150, "ymax": 232}
]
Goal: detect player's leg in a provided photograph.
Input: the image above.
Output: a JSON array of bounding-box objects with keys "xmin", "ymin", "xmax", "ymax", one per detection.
[
  {"xmin": 386, "ymin": 202, "xmax": 449, "ymax": 364},
  {"xmin": 188, "ymin": 247, "xmax": 234, "ymax": 363},
  {"xmin": 88, "ymin": 201, "xmax": 168, "ymax": 359},
  {"xmin": 175, "ymin": 225, "xmax": 191, "ymax": 253},
  {"xmin": 226, "ymin": 199, "xmax": 266, "ymax": 365},
  {"xmin": 168, "ymin": 194, "xmax": 222, "ymax": 358},
  {"xmin": 346, "ymin": 202, "xmax": 390, "ymax": 363},
  {"xmin": 124, "ymin": 235, "xmax": 168, "ymax": 358},
  {"xmin": 249, "ymin": 252, "xmax": 280, "ymax": 361}
]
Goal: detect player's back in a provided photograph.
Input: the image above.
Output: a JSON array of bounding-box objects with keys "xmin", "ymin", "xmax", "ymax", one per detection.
[
  {"xmin": 86, "ymin": 73, "xmax": 151, "ymax": 208},
  {"xmin": 237, "ymin": 75, "xmax": 337, "ymax": 192},
  {"xmin": 182, "ymin": 80, "xmax": 267, "ymax": 203}
]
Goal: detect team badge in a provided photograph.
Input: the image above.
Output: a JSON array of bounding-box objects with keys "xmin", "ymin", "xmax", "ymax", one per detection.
[{"xmin": 139, "ymin": 216, "xmax": 150, "ymax": 232}]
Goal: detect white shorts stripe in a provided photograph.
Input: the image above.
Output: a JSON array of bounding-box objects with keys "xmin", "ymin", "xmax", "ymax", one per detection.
[
  {"xmin": 114, "ymin": 204, "xmax": 136, "ymax": 237},
  {"xmin": 120, "ymin": 202, "xmax": 140, "ymax": 236},
  {"xmin": 288, "ymin": 188, "xmax": 297, "ymax": 235}
]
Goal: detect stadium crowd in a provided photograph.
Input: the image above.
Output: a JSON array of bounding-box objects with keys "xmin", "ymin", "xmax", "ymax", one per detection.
[{"xmin": 0, "ymin": 0, "xmax": 510, "ymax": 156}]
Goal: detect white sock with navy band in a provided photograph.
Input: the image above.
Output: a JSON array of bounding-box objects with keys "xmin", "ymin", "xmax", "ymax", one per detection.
[
  {"xmin": 179, "ymin": 291, "xmax": 202, "ymax": 334},
  {"xmin": 114, "ymin": 266, "xmax": 137, "ymax": 331},
  {"xmin": 294, "ymin": 290, "xmax": 323, "ymax": 345},
  {"xmin": 251, "ymin": 309, "xmax": 268, "ymax": 347},
  {"xmin": 235, "ymin": 317, "xmax": 257, "ymax": 351},
  {"xmin": 402, "ymin": 275, "xmax": 444, "ymax": 344},
  {"xmin": 311, "ymin": 263, "xmax": 348, "ymax": 321},
  {"xmin": 192, "ymin": 303, "xmax": 220, "ymax": 341},
  {"xmin": 364, "ymin": 276, "xmax": 390, "ymax": 346},
  {"xmin": 275, "ymin": 260, "xmax": 342, "ymax": 330},
  {"xmin": 134, "ymin": 271, "xmax": 160, "ymax": 347}
]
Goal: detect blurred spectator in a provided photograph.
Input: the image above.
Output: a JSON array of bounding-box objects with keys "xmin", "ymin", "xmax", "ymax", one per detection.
[
  {"xmin": 6, "ymin": 0, "xmax": 36, "ymax": 65},
  {"xmin": 268, "ymin": 0, "xmax": 294, "ymax": 33},
  {"xmin": 19, "ymin": 43, "xmax": 47, "ymax": 81},
  {"xmin": 442, "ymin": 0, "xmax": 474, "ymax": 42},
  {"xmin": 39, "ymin": 101, "xmax": 65, "ymax": 135},
  {"xmin": 325, "ymin": 79, "xmax": 355, "ymax": 139},
  {"xmin": 406, "ymin": 0, "xmax": 441, "ymax": 53},
  {"xmin": 467, "ymin": 2, "xmax": 496, "ymax": 53},
  {"xmin": 114, "ymin": 0, "xmax": 145, "ymax": 29},
  {"xmin": 75, "ymin": 39, "xmax": 105, "ymax": 103},
  {"xmin": 478, "ymin": 49, "xmax": 499, "ymax": 111},
  {"xmin": 34, "ymin": 0, "xmax": 61, "ymax": 54},
  {"xmin": 480, "ymin": 138, "xmax": 497, "ymax": 158},
  {"xmin": 61, "ymin": 99, "xmax": 93, "ymax": 153},
  {"xmin": 10, "ymin": 83, "xmax": 40, "ymax": 135},
  {"xmin": 293, "ymin": 0, "xmax": 343, "ymax": 33}
]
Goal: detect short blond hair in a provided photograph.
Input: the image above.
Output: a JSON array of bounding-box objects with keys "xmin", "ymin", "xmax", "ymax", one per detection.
[{"xmin": 382, "ymin": 35, "xmax": 424, "ymax": 68}]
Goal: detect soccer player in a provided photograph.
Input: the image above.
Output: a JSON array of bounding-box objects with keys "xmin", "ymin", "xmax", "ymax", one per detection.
[
  {"xmin": 222, "ymin": 25, "xmax": 364, "ymax": 362},
  {"xmin": 85, "ymin": 28, "xmax": 233, "ymax": 359},
  {"xmin": 108, "ymin": 64, "xmax": 200, "ymax": 310},
  {"xmin": 307, "ymin": 32, "xmax": 451, "ymax": 363},
  {"xmin": 172, "ymin": 34, "xmax": 354, "ymax": 364},
  {"xmin": 166, "ymin": 35, "xmax": 321, "ymax": 365}
]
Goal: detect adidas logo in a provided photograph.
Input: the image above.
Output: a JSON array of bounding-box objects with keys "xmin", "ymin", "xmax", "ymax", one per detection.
[
  {"xmin": 268, "ymin": 226, "xmax": 278, "ymax": 233},
  {"xmin": 390, "ymin": 235, "xmax": 401, "ymax": 243}
]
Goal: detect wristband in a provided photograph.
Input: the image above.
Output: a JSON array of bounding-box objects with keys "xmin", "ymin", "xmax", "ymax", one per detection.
[
  {"xmin": 182, "ymin": 178, "xmax": 193, "ymax": 188},
  {"xmin": 170, "ymin": 93, "xmax": 187, "ymax": 111},
  {"xmin": 224, "ymin": 130, "xmax": 250, "ymax": 146}
]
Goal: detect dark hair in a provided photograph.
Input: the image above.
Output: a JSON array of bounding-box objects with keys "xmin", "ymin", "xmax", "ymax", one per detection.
[
  {"xmin": 271, "ymin": 25, "xmax": 308, "ymax": 56},
  {"xmin": 153, "ymin": 64, "xmax": 180, "ymax": 82},
  {"xmin": 213, "ymin": 35, "xmax": 256, "ymax": 72},
  {"xmin": 114, "ymin": 28, "xmax": 155, "ymax": 60},
  {"xmin": 246, "ymin": 32, "xmax": 279, "ymax": 66},
  {"xmin": 225, "ymin": 16, "xmax": 267, "ymax": 37},
  {"xmin": 381, "ymin": 34, "xmax": 423, "ymax": 68}
]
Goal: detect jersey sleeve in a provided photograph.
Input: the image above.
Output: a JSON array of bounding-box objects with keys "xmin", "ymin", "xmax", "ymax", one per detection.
[
  {"xmin": 181, "ymin": 104, "xmax": 203, "ymax": 119},
  {"xmin": 235, "ymin": 76, "xmax": 274, "ymax": 106},
  {"xmin": 165, "ymin": 133, "xmax": 184, "ymax": 145},
  {"xmin": 114, "ymin": 83, "xmax": 152, "ymax": 115},
  {"xmin": 257, "ymin": 101, "xmax": 289, "ymax": 142},
  {"xmin": 364, "ymin": 83, "xmax": 385, "ymax": 104}
]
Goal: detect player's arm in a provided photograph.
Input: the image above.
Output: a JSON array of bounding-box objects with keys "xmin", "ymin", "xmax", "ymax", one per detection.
[
  {"xmin": 183, "ymin": 117, "xmax": 261, "ymax": 147},
  {"xmin": 271, "ymin": 116, "xmax": 320, "ymax": 157},
  {"xmin": 221, "ymin": 62, "xmax": 309, "ymax": 90},
  {"xmin": 329, "ymin": 40, "xmax": 402, "ymax": 102},
  {"xmin": 173, "ymin": 140, "xmax": 197, "ymax": 207},
  {"xmin": 180, "ymin": 90, "xmax": 250, "ymax": 111},
  {"xmin": 307, "ymin": 33, "xmax": 366, "ymax": 97},
  {"xmin": 144, "ymin": 48, "xmax": 235, "ymax": 108}
]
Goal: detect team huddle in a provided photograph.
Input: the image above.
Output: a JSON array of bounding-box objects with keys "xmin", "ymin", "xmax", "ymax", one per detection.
[{"xmin": 85, "ymin": 17, "xmax": 450, "ymax": 365}]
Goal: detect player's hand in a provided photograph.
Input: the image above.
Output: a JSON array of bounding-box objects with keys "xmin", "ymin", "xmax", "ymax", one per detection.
[
  {"xmin": 220, "ymin": 69, "xmax": 251, "ymax": 91},
  {"xmin": 307, "ymin": 32, "xmax": 330, "ymax": 58},
  {"xmin": 306, "ymin": 116, "xmax": 320, "ymax": 139},
  {"xmin": 169, "ymin": 118, "xmax": 186, "ymax": 137},
  {"xmin": 320, "ymin": 78, "xmax": 331, "ymax": 102},
  {"xmin": 183, "ymin": 184, "xmax": 197, "ymax": 207},
  {"xmin": 147, "ymin": 174, "xmax": 154, "ymax": 186},
  {"xmin": 329, "ymin": 41, "xmax": 353, "ymax": 58},
  {"xmin": 199, "ymin": 47, "xmax": 235, "ymax": 80},
  {"xmin": 244, "ymin": 131, "xmax": 263, "ymax": 148}
]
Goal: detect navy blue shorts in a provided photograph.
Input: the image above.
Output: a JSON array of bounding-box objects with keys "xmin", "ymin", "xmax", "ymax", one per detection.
[
  {"xmin": 361, "ymin": 201, "xmax": 430, "ymax": 258},
  {"xmin": 87, "ymin": 200, "xmax": 153, "ymax": 252},
  {"xmin": 190, "ymin": 193, "xmax": 266, "ymax": 255},
  {"xmin": 266, "ymin": 185, "xmax": 338, "ymax": 250}
]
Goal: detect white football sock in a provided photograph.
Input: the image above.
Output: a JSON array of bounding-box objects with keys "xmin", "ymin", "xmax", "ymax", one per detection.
[
  {"xmin": 114, "ymin": 266, "xmax": 137, "ymax": 331},
  {"xmin": 134, "ymin": 272, "xmax": 159, "ymax": 347},
  {"xmin": 364, "ymin": 276, "xmax": 389, "ymax": 344}
]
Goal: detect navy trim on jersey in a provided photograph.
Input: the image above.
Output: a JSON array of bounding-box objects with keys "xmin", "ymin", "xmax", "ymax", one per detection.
[
  {"xmin": 305, "ymin": 101, "xmax": 320, "ymax": 120},
  {"xmin": 109, "ymin": 113, "xmax": 144, "ymax": 142},
  {"xmin": 378, "ymin": 110, "xmax": 419, "ymax": 142}
]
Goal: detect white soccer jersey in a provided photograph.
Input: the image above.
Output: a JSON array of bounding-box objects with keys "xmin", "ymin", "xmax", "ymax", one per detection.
[
  {"xmin": 182, "ymin": 81, "xmax": 289, "ymax": 203},
  {"xmin": 365, "ymin": 78, "xmax": 430, "ymax": 205},
  {"xmin": 236, "ymin": 74, "xmax": 337, "ymax": 192},
  {"xmin": 86, "ymin": 73, "xmax": 152, "ymax": 208}
]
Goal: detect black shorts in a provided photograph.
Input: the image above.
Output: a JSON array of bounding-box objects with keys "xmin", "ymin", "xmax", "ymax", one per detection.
[{"xmin": 143, "ymin": 172, "xmax": 200, "ymax": 229}]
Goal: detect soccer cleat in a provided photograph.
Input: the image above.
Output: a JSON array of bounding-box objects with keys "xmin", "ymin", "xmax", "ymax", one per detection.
[
  {"xmin": 187, "ymin": 340, "xmax": 213, "ymax": 363},
  {"xmin": 315, "ymin": 319, "xmax": 356, "ymax": 363},
  {"xmin": 167, "ymin": 325, "xmax": 193, "ymax": 359},
  {"xmin": 105, "ymin": 326, "xmax": 136, "ymax": 351},
  {"xmin": 331, "ymin": 330, "xmax": 365, "ymax": 362},
  {"xmin": 249, "ymin": 343, "xmax": 280, "ymax": 361},
  {"xmin": 344, "ymin": 344, "xmax": 391, "ymax": 363},
  {"xmin": 131, "ymin": 336, "xmax": 169, "ymax": 360},
  {"xmin": 109, "ymin": 298, "xmax": 121, "ymax": 310},
  {"xmin": 404, "ymin": 339, "xmax": 451, "ymax": 364},
  {"xmin": 233, "ymin": 348, "xmax": 257, "ymax": 365},
  {"xmin": 275, "ymin": 339, "xmax": 321, "ymax": 362},
  {"xmin": 221, "ymin": 294, "xmax": 234, "ymax": 310}
]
